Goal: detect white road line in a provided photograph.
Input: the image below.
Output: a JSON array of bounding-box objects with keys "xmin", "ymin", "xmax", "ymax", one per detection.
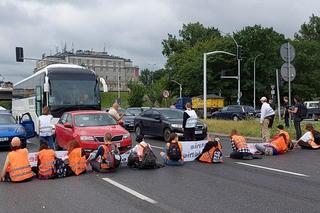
[
  {"xmin": 150, "ymin": 145, "xmax": 163, "ymax": 149},
  {"xmin": 102, "ymin": 178, "xmax": 158, "ymax": 204},
  {"xmin": 235, "ymin": 162, "xmax": 310, "ymax": 177}
]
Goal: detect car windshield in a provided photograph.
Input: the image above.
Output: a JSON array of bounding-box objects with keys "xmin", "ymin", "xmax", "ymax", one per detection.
[
  {"xmin": 75, "ymin": 113, "xmax": 117, "ymax": 127},
  {"xmin": 0, "ymin": 114, "xmax": 16, "ymax": 124},
  {"xmin": 159, "ymin": 109, "xmax": 183, "ymax": 119},
  {"xmin": 127, "ymin": 108, "xmax": 142, "ymax": 116}
]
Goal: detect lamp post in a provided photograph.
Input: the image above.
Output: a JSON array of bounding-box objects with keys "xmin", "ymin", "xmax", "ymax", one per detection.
[
  {"xmin": 171, "ymin": 80, "xmax": 182, "ymax": 98},
  {"xmin": 253, "ymin": 54, "xmax": 263, "ymax": 110},
  {"xmin": 203, "ymin": 51, "xmax": 236, "ymax": 119}
]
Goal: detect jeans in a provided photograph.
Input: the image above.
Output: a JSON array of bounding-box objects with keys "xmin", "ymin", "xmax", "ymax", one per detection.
[
  {"xmin": 284, "ymin": 112, "xmax": 289, "ymax": 127},
  {"xmin": 40, "ymin": 135, "xmax": 55, "ymax": 150},
  {"xmin": 184, "ymin": 128, "xmax": 195, "ymax": 141},
  {"xmin": 294, "ymin": 119, "xmax": 302, "ymax": 140},
  {"xmin": 255, "ymin": 144, "xmax": 278, "ymax": 155},
  {"xmin": 162, "ymin": 155, "xmax": 184, "ymax": 166}
]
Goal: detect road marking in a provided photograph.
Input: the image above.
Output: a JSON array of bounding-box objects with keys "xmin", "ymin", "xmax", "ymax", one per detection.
[
  {"xmin": 150, "ymin": 145, "xmax": 163, "ymax": 150},
  {"xmin": 102, "ymin": 178, "xmax": 158, "ymax": 204},
  {"xmin": 235, "ymin": 162, "xmax": 310, "ymax": 177}
]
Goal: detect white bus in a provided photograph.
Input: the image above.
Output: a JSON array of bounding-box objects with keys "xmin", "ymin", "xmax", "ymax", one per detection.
[{"xmin": 12, "ymin": 64, "xmax": 108, "ymax": 132}]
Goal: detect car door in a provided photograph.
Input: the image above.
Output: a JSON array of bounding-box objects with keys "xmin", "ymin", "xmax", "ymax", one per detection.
[
  {"xmin": 217, "ymin": 107, "xmax": 227, "ymax": 119},
  {"xmin": 151, "ymin": 110, "xmax": 163, "ymax": 136},
  {"xmin": 20, "ymin": 113, "xmax": 35, "ymax": 139},
  {"xmin": 62, "ymin": 113, "xmax": 74, "ymax": 147},
  {"xmin": 55, "ymin": 113, "xmax": 68, "ymax": 148},
  {"xmin": 139, "ymin": 109, "xmax": 154, "ymax": 135}
]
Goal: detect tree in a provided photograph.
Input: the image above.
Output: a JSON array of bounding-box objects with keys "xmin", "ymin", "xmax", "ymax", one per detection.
[
  {"xmin": 295, "ymin": 14, "xmax": 320, "ymax": 41},
  {"xmin": 139, "ymin": 69, "xmax": 152, "ymax": 86},
  {"xmin": 127, "ymin": 81, "xmax": 145, "ymax": 107}
]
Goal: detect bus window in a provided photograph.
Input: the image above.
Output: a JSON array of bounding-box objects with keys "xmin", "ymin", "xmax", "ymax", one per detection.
[{"xmin": 35, "ymin": 86, "xmax": 42, "ymax": 116}]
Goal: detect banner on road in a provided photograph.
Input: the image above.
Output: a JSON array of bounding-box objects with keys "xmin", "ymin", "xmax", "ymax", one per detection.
[{"xmin": 28, "ymin": 151, "xmax": 68, "ymax": 167}]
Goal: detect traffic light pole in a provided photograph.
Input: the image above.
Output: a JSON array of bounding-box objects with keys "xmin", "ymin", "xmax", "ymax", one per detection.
[{"xmin": 237, "ymin": 59, "xmax": 241, "ymax": 105}]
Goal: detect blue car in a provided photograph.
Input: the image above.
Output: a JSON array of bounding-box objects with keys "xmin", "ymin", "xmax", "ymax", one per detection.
[{"xmin": 0, "ymin": 111, "xmax": 35, "ymax": 148}]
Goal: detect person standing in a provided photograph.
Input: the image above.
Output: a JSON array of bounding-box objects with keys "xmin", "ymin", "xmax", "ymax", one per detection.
[
  {"xmin": 260, "ymin": 97, "xmax": 275, "ymax": 142},
  {"xmin": 283, "ymin": 96, "xmax": 290, "ymax": 127},
  {"xmin": 183, "ymin": 103, "xmax": 198, "ymax": 141},
  {"xmin": 108, "ymin": 103, "xmax": 124, "ymax": 124},
  {"xmin": 39, "ymin": 106, "xmax": 55, "ymax": 149},
  {"xmin": 288, "ymin": 96, "xmax": 304, "ymax": 140}
]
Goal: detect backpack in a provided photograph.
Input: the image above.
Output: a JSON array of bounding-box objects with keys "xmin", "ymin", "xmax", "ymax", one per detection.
[
  {"xmin": 167, "ymin": 143, "xmax": 181, "ymax": 161},
  {"xmin": 54, "ymin": 158, "xmax": 67, "ymax": 178},
  {"xmin": 100, "ymin": 145, "xmax": 115, "ymax": 170},
  {"xmin": 140, "ymin": 145, "xmax": 157, "ymax": 169},
  {"xmin": 127, "ymin": 152, "xmax": 140, "ymax": 168},
  {"xmin": 298, "ymin": 104, "xmax": 307, "ymax": 119},
  {"xmin": 313, "ymin": 130, "xmax": 320, "ymax": 145}
]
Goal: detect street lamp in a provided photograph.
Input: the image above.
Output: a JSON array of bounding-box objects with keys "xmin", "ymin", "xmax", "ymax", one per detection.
[
  {"xmin": 253, "ymin": 53, "xmax": 263, "ymax": 110},
  {"xmin": 203, "ymin": 51, "xmax": 236, "ymax": 119},
  {"xmin": 171, "ymin": 80, "xmax": 182, "ymax": 98}
]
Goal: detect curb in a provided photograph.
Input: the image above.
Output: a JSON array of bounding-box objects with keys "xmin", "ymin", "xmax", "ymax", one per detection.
[{"xmin": 209, "ymin": 132, "xmax": 263, "ymax": 141}]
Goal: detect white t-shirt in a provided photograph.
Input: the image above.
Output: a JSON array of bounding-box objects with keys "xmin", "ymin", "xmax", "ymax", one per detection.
[
  {"xmin": 260, "ymin": 102, "xmax": 275, "ymax": 123},
  {"xmin": 39, "ymin": 115, "xmax": 53, "ymax": 136},
  {"xmin": 109, "ymin": 107, "xmax": 121, "ymax": 120},
  {"xmin": 299, "ymin": 131, "xmax": 312, "ymax": 143}
]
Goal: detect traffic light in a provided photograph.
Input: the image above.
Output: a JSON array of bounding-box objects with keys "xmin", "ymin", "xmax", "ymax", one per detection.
[
  {"xmin": 237, "ymin": 45, "xmax": 244, "ymax": 60},
  {"xmin": 15, "ymin": 47, "xmax": 24, "ymax": 62}
]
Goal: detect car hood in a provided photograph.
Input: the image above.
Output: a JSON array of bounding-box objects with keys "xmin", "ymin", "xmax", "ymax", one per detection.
[
  {"xmin": 0, "ymin": 124, "xmax": 24, "ymax": 137},
  {"xmin": 123, "ymin": 115, "xmax": 135, "ymax": 121},
  {"xmin": 167, "ymin": 118, "xmax": 183, "ymax": 124},
  {"xmin": 74, "ymin": 125, "xmax": 129, "ymax": 136}
]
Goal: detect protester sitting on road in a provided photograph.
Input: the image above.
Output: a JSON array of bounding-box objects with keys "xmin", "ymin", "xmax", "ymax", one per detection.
[
  {"xmin": 67, "ymin": 140, "xmax": 87, "ymax": 176},
  {"xmin": 296, "ymin": 123, "xmax": 320, "ymax": 149},
  {"xmin": 128, "ymin": 135, "xmax": 158, "ymax": 169},
  {"xmin": 229, "ymin": 129, "xmax": 254, "ymax": 160},
  {"xmin": 89, "ymin": 132, "xmax": 120, "ymax": 173},
  {"xmin": 39, "ymin": 106, "xmax": 55, "ymax": 149},
  {"xmin": 37, "ymin": 142, "xmax": 56, "ymax": 179},
  {"xmin": 255, "ymin": 125, "xmax": 293, "ymax": 155},
  {"xmin": 160, "ymin": 133, "xmax": 184, "ymax": 166},
  {"xmin": 108, "ymin": 103, "xmax": 124, "ymax": 125},
  {"xmin": 0, "ymin": 137, "xmax": 34, "ymax": 182},
  {"xmin": 197, "ymin": 135, "xmax": 223, "ymax": 163}
]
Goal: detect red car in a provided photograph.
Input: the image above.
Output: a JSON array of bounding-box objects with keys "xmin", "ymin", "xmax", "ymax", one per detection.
[{"xmin": 55, "ymin": 110, "xmax": 132, "ymax": 153}]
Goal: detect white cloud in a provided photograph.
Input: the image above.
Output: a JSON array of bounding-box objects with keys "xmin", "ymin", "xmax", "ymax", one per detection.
[{"xmin": 0, "ymin": 0, "xmax": 318, "ymax": 82}]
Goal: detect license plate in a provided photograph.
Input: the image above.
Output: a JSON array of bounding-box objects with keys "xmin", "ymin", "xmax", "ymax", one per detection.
[
  {"xmin": 129, "ymin": 124, "xmax": 134, "ymax": 127},
  {"xmin": 0, "ymin": 137, "xmax": 9, "ymax": 142},
  {"xmin": 195, "ymin": 130, "xmax": 202, "ymax": 134}
]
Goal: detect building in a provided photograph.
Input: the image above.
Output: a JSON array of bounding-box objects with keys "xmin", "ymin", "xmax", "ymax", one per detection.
[{"xmin": 35, "ymin": 50, "xmax": 139, "ymax": 91}]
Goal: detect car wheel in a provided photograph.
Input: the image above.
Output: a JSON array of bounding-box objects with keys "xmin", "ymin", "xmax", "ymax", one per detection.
[
  {"xmin": 163, "ymin": 128, "xmax": 171, "ymax": 142},
  {"xmin": 233, "ymin": 116, "xmax": 239, "ymax": 121},
  {"xmin": 135, "ymin": 125, "xmax": 142, "ymax": 136}
]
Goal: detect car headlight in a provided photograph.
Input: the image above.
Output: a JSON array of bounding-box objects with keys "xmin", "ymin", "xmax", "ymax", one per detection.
[
  {"xmin": 123, "ymin": 133, "xmax": 130, "ymax": 139},
  {"xmin": 80, "ymin": 136, "xmax": 95, "ymax": 141},
  {"xmin": 171, "ymin": 124, "xmax": 183, "ymax": 129},
  {"xmin": 16, "ymin": 126, "xmax": 26, "ymax": 134}
]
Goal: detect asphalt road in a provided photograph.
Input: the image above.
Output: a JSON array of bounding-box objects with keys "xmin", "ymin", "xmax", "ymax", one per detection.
[{"xmin": 1, "ymin": 134, "xmax": 320, "ymax": 213}]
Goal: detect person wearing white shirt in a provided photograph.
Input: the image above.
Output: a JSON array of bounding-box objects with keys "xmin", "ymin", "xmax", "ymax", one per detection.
[
  {"xmin": 260, "ymin": 97, "xmax": 275, "ymax": 142},
  {"xmin": 38, "ymin": 106, "xmax": 54, "ymax": 149},
  {"xmin": 183, "ymin": 103, "xmax": 198, "ymax": 141}
]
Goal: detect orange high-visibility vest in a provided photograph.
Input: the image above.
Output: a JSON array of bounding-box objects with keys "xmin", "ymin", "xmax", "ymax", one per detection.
[
  {"xmin": 271, "ymin": 136, "xmax": 288, "ymax": 154},
  {"xmin": 68, "ymin": 148, "xmax": 86, "ymax": 175},
  {"xmin": 199, "ymin": 142, "xmax": 222, "ymax": 163},
  {"xmin": 232, "ymin": 135, "xmax": 248, "ymax": 150},
  {"xmin": 7, "ymin": 148, "xmax": 33, "ymax": 182},
  {"xmin": 279, "ymin": 130, "xmax": 290, "ymax": 144},
  {"xmin": 38, "ymin": 149, "xmax": 55, "ymax": 177},
  {"xmin": 100, "ymin": 145, "xmax": 115, "ymax": 170}
]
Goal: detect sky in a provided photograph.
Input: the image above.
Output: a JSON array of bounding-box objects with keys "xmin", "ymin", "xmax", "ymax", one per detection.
[{"xmin": 0, "ymin": 0, "xmax": 318, "ymax": 83}]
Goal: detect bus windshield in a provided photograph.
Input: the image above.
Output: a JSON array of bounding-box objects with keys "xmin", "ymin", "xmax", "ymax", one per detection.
[{"xmin": 49, "ymin": 80, "xmax": 100, "ymax": 106}]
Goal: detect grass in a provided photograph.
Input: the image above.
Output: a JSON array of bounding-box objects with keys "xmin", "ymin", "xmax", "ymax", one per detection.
[
  {"xmin": 100, "ymin": 92, "xmax": 129, "ymax": 109},
  {"xmin": 204, "ymin": 118, "xmax": 320, "ymax": 139},
  {"xmin": 0, "ymin": 100, "xmax": 11, "ymax": 110}
]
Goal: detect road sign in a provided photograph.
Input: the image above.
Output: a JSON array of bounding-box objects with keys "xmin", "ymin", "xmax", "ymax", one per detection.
[
  {"xmin": 162, "ymin": 90, "xmax": 170, "ymax": 98},
  {"xmin": 280, "ymin": 63, "xmax": 296, "ymax": 82},
  {"xmin": 280, "ymin": 43, "xmax": 295, "ymax": 62}
]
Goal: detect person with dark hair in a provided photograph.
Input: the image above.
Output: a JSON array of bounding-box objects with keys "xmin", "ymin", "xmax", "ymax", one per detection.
[
  {"xmin": 296, "ymin": 123, "xmax": 320, "ymax": 149},
  {"xmin": 229, "ymin": 129, "xmax": 254, "ymax": 160},
  {"xmin": 255, "ymin": 125, "xmax": 292, "ymax": 155},
  {"xmin": 183, "ymin": 102, "xmax": 198, "ymax": 141},
  {"xmin": 37, "ymin": 141, "xmax": 56, "ymax": 179},
  {"xmin": 67, "ymin": 140, "xmax": 87, "ymax": 176},
  {"xmin": 288, "ymin": 96, "xmax": 304, "ymax": 140},
  {"xmin": 39, "ymin": 106, "xmax": 55, "ymax": 149},
  {"xmin": 0, "ymin": 137, "xmax": 34, "ymax": 182},
  {"xmin": 160, "ymin": 133, "xmax": 184, "ymax": 166},
  {"xmin": 283, "ymin": 96, "xmax": 290, "ymax": 127},
  {"xmin": 89, "ymin": 132, "xmax": 120, "ymax": 172},
  {"xmin": 198, "ymin": 135, "xmax": 223, "ymax": 163}
]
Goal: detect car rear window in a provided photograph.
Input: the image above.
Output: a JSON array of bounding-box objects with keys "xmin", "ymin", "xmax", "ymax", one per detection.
[
  {"xmin": 75, "ymin": 113, "xmax": 116, "ymax": 127},
  {"xmin": 0, "ymin": 114, "xmax": 16, "ymax": 124}
]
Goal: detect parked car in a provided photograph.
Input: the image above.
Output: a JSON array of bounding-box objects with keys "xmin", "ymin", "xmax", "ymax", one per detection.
[
  {"xmin": 55, "ymin": 110, "xmax": 132, "ymax": 153},
  {"xmin": 122, "ymin": 107, "xmax": 147, "ymax": 131},
  {"xmin": 0, "ymin": 111, "xmax": 35, "ymax": 148},
  {"xmin": 304, "ymin": 101, "xmax": 320, "ymax": 120},
  {"xmin": 134, "ymin": 108, "xmax": 207, "ymax": 142},
  {"xmin": 211, "ymin": 105, "xmax": 258, "ymax": 121}
]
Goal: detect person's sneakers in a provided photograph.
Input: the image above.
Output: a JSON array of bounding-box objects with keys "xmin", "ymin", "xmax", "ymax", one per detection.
[
  {"xmin": 265, "ymin": 147, "xmax": 273, "ymax": 156},
  {"xmin": 242, "ymin": 155, "xmax": 253, "ymax": 160}
]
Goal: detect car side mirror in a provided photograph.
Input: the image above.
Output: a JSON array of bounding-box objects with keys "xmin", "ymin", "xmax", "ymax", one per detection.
[
  {"xmin": 154, "ymin": 115, "xmax": 161, "ymax": 120},
  {"xmin": 64, "ymin": 123, "xmax": 72, "ymax": 128}
]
